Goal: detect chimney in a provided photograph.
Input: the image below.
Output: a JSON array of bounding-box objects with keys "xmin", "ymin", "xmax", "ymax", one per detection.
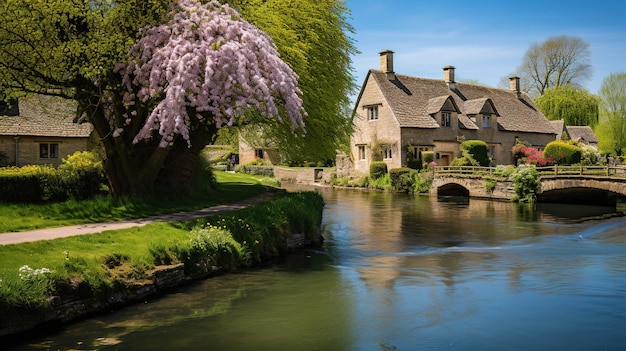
[
  {"xmin": 443, "ymin": 66, "xmax": 455, "ymax": 89},
  {"xmin": 509, "ymin": 76, "xmax": 521, "ymax": 98},
  {"xmin": 379, "ymin": 50, "xmax": 395, "ymax": 80}
]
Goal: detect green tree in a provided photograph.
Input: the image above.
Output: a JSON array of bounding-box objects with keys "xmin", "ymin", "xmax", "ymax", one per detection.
[
  {"xmin": 512, "ymin": 35, "xmax": 591, "ymax": 97},
  {"xmin": 0, "ymin": 1, "xmax": 306, "ymax": 195},
  {"xmin": 228, "ymin": 0, "xmax": 358, "ymax": 164},
  {"xmin": 535, "ymin": 85, "xmax": 599, "ymax": 126},
  {"xmin": 596, "ymin": 73, "xmax": 626, "ymax": 156}
]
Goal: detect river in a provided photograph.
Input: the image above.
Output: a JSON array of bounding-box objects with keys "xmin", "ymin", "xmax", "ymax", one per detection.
[{"xmin": 8, "ymin": 187, "xmax": 626, "ymax": 350}]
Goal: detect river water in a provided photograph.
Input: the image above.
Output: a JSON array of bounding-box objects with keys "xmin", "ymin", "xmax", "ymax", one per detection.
[{"xmin": 9, "ymin": 188, "xmax": 626, "ymax": 351}]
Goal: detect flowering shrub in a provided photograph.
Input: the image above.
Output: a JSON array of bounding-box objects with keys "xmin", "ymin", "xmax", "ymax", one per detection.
[
  {"xmin": 511, "ymin": 145, "xmax": 554, "ymax": 166},
  {"xmin": 543, "ymin": 140, "xmax": 582, "ymax": 165},
  {"xmin": 510, "ymin": 164, "xmax": 541, "ymax": 203}
]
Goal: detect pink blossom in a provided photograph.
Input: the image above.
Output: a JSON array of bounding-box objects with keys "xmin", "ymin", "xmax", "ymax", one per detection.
[{"xmin": 117, "ymin": 0, "xmax": 305, "ymax": 147}]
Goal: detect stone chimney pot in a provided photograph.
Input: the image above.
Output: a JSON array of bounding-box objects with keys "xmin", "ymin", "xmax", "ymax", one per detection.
[{"xmin": 379, "ymin": 50, "xmax": 395, "ymax": 80}]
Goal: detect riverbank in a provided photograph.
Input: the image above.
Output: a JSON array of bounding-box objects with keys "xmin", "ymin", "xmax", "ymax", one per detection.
[{"xmin": 0, "ymin": 191, "xmax": 325, "ymax": 340}]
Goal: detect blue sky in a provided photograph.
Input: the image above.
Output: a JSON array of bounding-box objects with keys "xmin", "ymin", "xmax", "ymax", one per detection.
[{"xmin": 345, "ymin": 0, "xmax": 626, "ymax": 95}]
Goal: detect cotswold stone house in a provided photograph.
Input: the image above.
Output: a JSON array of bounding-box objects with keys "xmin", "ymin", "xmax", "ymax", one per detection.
[
  {"xmin": 551, "ymin": 120, "xmax": 599, "ymax": 149},
  {"xmin": 0, "ymin": 95, "xmax": 94, "ymax": 167},
  {"xmin": 349, "ymin": 50, "xmax": 556, "ymax": 176}
]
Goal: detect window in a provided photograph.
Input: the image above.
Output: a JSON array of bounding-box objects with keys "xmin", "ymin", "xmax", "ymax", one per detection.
[
  {"xmin": 39, "ymin": 143, "xmax": 59, "ymax": 159},
  {"xmin": 358, "ymin": 145, "xmax": 366, "ymax": 160},
  {"xmin": 383, "ymin": 146, "xmax": 393, "ymax": 159},
  {"xmin": 482, "ymin": 114, "xmax": 491, "ymax": 128},
  {"xmin": 441, "ymin": 112, "xmax": 451, "ymax": 127},
  {"xmin": 368, "ymin": 106, "xmax": 379, "ymax": 120},
  {"xmin": 255, "ymin": 149, "xmax": 264, "ymax": 159},
  {"xmin": 488, "ymin": 145, "xmax": 496, "ymax": 159}
]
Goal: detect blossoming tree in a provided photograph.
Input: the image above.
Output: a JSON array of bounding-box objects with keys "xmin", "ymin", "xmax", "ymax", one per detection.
[{"xmin": 0, "ymin": 0, "xmax": 304, "ymax": 195}]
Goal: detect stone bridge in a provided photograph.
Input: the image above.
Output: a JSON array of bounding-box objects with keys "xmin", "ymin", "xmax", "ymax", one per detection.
[{"xmin": 431, "ymin": 171, "xmax": 626, "ymax": 206}]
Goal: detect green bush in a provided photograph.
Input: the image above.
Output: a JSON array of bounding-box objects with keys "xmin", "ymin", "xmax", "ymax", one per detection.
[
  {"xmin": 510, "ymin": 165, "xmax": 540, "ymax": 203},
  {"xmin": 422, "ymin": 151, "xmax": 434, "ymax": 164},
  {"xmin": 460, "ymin": 140, "xmax": 489, "ymax": 166},
  {"xmin": 234, "ymin": 165, "xmax": 274, "ymax": 176},
  {"xmin": 543, "ymin": 140, "xmax": 582, "ymax": 165},
  {"xmin": 0, "ymin": 151, "xmax": 105, "ymax": 203},
  {"xmin": 389, "ymin": 167, "xmax": 417, "ymax": 192},
  {"xmin": 58, "ymin": 151, "xmax": 105, "ymax": 199},
  {"xmin": 450, "ymin": 156, "xmax": 471, "ymax": 166},
  {"xmin": 406, "ymin": 159, "xmax": 422, "ymax": 170},
  {"xmin": 369, "ymin": 161, "xmax": 388, "ymax": 179}
]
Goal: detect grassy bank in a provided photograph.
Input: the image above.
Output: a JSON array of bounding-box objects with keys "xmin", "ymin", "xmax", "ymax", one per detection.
[
  {"xmin": 0, "ymin": 190, "xmax": 324, "ymax": 336},
  {"xmin": 0, "ymin": 171, "xmax": 271, "ymax": 233}
]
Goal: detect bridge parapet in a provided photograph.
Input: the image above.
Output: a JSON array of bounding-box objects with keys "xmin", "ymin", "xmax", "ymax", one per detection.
[{"xmin": 431, "ymin": 165, "xmax": 626, "ymax": 203}]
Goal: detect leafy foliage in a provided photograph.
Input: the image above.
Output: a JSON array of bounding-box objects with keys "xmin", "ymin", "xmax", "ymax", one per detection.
[
  {"xmin": 510, "ymin": 165, "xmax": 541, "ymax": 203},
  {"xmin": 543, "ymin": 140, "xmax": 582, "ymax": 165},
  {"xmin": 460, "ymin": 140, "xmax": 490, "ymax": 166},
  {"xmin": 535, "ymin": 85, "xmax": 599, "ymax": 126},
  {"xmin": 0, "ymin": 0, "xmax": 305, "ymax": 195},
  {"xmin": 369, "ymin": 161, "xmax": 388, "ymax": 179},
  {"xmin": 232, "ymin": 0, "xmax": 358, "ymax": 164},
  {"xmin": 596, "ymin": 72, "xmax": 626, "ymax": 156}
]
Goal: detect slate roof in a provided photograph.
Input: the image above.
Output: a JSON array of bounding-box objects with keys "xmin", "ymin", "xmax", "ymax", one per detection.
[
  {"xmin": 368, "ymin": 70, "xmax": 556, "ymax": 135},
  {"xmin": 0, "ymin": 95, "xmax": 92, "ymax": 138},
  {"xmin": 566, "ymin": 125, "xmax": 599, "ymax": 143}
]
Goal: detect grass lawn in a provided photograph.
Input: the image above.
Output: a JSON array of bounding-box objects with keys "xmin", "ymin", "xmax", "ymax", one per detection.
[{"xmin": 0, "ymin": 171, "xmax": 271, "ymax": 233}]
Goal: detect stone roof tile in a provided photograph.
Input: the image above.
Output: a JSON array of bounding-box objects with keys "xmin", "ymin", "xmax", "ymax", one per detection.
[
  {"xmin": 370, "ymin": 70, "xmax": 555, "ymax": 135},
  {"xmin": 0, "ymin": 95, "xmax": 92, "ymax": 138}
]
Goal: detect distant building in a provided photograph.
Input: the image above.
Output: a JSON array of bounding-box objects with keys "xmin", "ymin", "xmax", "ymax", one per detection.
[
  {"xmin": 347, "ymin": 50, "xmax": 557, "ymax": 176},
  {"xmin": 551, "ymin": 120, "xmax": 599, "ymax": 149},
  {"xmin": 0, "ymin": 95, "xmax": 94, "ymax": 167}
]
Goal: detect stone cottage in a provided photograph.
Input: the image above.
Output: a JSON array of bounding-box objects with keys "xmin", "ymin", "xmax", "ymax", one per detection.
[
  {"xmin": 348, "ymin": 50, "xmax": 556, "ymax": 176},
  {"xmin": 0, "ymin": 95, "xmax": 94, "ymax": 167}
]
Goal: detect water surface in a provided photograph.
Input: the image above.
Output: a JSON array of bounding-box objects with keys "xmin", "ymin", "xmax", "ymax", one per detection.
[{"xmin": 9, "ymin": 188, "xmax": 626, "ymax": 350}]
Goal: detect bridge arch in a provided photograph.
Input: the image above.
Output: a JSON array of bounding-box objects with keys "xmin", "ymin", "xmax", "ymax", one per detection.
[
  {"xmin": 437, "ymin": 182, "xmax": 470, "ymax": 197},
  {"xmin": 539, "ymin": 177, "xmax": 626, "ymax": 205}
]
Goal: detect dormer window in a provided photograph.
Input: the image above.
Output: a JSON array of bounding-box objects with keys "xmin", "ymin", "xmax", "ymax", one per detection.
[
  {"xmin": 482, "ymin": 114, "xmax": 491, "ymax": 128},
  {"xmin": 441, "ymin": 112, "xmax": 451, "ymax": 127},
  {"xmin": 368, "ymin": 106, "xmax": 379, "ymax": 120}
]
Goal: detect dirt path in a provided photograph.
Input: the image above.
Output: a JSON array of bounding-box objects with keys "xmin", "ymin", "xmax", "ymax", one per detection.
[{"xmin": 0, "ymin": 191, "xmax": 273, "ymax": 246}]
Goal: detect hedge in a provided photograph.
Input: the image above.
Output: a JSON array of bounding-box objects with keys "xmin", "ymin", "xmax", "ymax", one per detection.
[
  {"xmin": 0, "ymin": 151, "xmax": 104, "ymax": 203},
  {"xmin": 461, "ymin": 140, "xmax": 489, "ymax": 166},
  {"xmin": 543, "ymin": 140, "xmax": 582, "ymax": 165},
  {"xmin": 369, "ymin": 161, "xmax": 388, "ymax": 179}
]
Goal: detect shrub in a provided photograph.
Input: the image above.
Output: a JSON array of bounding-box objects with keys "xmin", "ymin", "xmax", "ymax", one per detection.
[
  {"xmin": 369, "ymin": 161, "xmax": 388, "ymax": 179},
  {"xmin": 580, "ymin": 145, "xmax": 600, "ymax": 166},
  {"xmin": 450, "ymin": 156, "xmax": 471, "ymax": 166},
  {"xmin": 58, "ymin": 151, "xmax": 105, "ymax": 199},
  {"xmin": 460, "ymin": 140, "xmax": 489, "ymax": 166},
  {"xmin": 510, "ymin": 164, "xmax": 540, "ymax": 203},
  {"xmin": 493, "ymin": 165, "xmax": 515, "ymax": 178},
  {"xmin": 234, "ymin": 164, "xmax": 274, "ymax": 176},
  {"xmin": 406, "ymin": 159, "xmax": 422, "ymax": 170},
  {"xmin": 422, "ymin": 151, "xmax": 434, "ymax": 165},
  {"xmin": 543, "ymin": 140, "xmax": 582, "ymax": 165},
  {"xmin": 389, "ymin": 167, "xmax": 417, "ymax": 192}
]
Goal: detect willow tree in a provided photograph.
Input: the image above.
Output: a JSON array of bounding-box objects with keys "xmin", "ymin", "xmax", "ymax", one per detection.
[
  {"xmin": 225, "ymin": 0, "xmax": 358, "ymax": 164},
  {"xmin": 535, "ymin": 85, "xmax": 599, "ymax": 126},
  {"xmin": 0, "ymin": 0, "xmax": 304, "ymax": 195},
  {"xmin": 596, "ymin": 73, "xmax": 626, "ymax": 156}
]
